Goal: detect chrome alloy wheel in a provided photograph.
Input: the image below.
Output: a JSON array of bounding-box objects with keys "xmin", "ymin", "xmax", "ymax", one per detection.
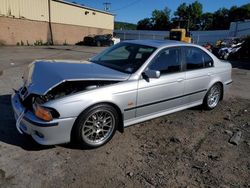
[
  {"xmin": 82, "ymin": 109, "xmax": 115, "ymax": 145},
  {"xmin": 207, "ymin": 84, "xmax": 221, "ymax": 108}
]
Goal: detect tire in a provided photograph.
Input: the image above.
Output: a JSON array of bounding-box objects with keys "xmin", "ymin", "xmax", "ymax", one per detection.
[
  {"xmin": 72, "ymin": 104, "xmax": 118, "ymax": 148},
  {"xmin": 96, "ymin": 41, "xmax": 101, "ymax": 47},
  {"xmin": 203, "ymin": 83, "xmax": 222, "ymax": 110},
  {"xmin": 109, "ymin": 41, "xmax": 114, "ymax": 46}
]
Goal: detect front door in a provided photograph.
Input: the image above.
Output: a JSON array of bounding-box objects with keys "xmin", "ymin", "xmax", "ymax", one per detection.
[{"xmin": 136, "ymin": 47, "xmax": 185, "ymax": 118}]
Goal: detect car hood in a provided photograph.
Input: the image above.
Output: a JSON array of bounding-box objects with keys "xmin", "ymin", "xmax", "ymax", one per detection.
[{"xmin": 23, "ymin": 60, "xmax": 130, "ymax": 95}]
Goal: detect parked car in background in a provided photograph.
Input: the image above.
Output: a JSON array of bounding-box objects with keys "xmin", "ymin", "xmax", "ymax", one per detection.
[
  {"xmin": 12, "ymin": 40, "xmax": 232, "ymax": 148},
  {"xmin": 83, "ymin": 34, "xmax": 114, "ymax": 47},
  {"xmin": 111, "ymin": 36, "xmax": 120, "ymax": 45}
]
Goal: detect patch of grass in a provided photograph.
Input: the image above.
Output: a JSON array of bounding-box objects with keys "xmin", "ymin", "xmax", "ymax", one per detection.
[{"xmin": 34, "ymin": 40, "xmax": 43, "ymax": 46}]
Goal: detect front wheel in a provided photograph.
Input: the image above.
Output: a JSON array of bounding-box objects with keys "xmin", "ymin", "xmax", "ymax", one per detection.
[
  {"xmin": 109, "ymin": 41, "xmax": 114, "ymax": 46},
  {"xmin": 203, "ymin": 83, "xmax": 222, "ymax": 110},
  {"xmin": 72, "ymin": 104, "xmax": 118, "ymax": 148}
]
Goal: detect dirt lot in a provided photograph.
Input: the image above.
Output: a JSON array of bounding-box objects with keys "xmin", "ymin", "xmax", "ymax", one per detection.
[{"xmin": 0, "ymin": 46, "xmax": 250, "ymax": 188}]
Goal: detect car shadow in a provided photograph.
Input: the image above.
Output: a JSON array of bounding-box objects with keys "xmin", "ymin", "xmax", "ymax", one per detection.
[
  {"xmin": 0, "ymin": 94, "xmax": 54, "ymax": 151},
  {"xmin": 229, "ymin": 60, "xmax": 250, "ymax": 70}
]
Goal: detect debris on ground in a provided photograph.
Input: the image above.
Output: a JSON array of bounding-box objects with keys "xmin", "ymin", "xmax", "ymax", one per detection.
[
  {"xmin": 213, "ymin": 37, "xmax": 248, "ymax": 60},
  {"xmin": 208, "ymin": 154, "xmax": 220, "ymax": 161},
  {"xmin": 0, "ymin": 169, "xmax": 5, "ymax": 179},
  {"xmin": 192, "ymin": 162, "xmax": 209, "ymax": 174},
  {"xmin": 169, "ymin": 137, "xmax": 181, "ymax": 143},
  {"xmin": 229, "ymin": 130, "xmax": 242, "ymax": 145},
  {"xmin": 127, "ymin": 172, "xmax": 134, "ymax": 177},
  {"xmin": 224, "ymin": 130, "xmax": 233, "ymax": 136},
  {"xmin": 224, "ymin": 114, "xmax": 231, "ymax": 121},
  {"xmin": 244, "ymin": 141, "xmax": 250, "ymax": 147}
]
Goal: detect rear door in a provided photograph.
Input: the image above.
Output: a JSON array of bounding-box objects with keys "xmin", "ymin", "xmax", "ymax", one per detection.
[{"xmin": 183, "ymin": 47, "xmax": 214, "ymax": 104}]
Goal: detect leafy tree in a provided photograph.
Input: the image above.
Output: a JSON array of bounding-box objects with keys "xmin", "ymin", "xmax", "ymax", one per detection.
[
  {"xmin": 229, "ymin": 4, "xmax": 250, "ymax": 22},
  {"xmin": 136, "ymin": 2, "xmax": 250, "ymax": 31},
  {"xmin": 212, "ymin": 8, "xmax": 230, "ymax": 30},
  {"xmin": 189, "ymin": 1, "xmax": 203, "ymax": 30},
  {"xmin": 173, "ymin": 1, "xmax": 202, "ymax": 30},
  {"xmin": 151, "ymin": 7, "xmax": 171, "ymax": 30},
  {"xmin": 200, "ymin": 12, "xmax": 213, "ymax": 30},
  {"xmin": 137, "ymin": 18, "xmax": 153, "ymax": 30},
  {"xmin": 173, "ymin": 3, "xmax": 189, "ymax": 28},
  {"xmin": 174, "ymin": 3, "xmax": 188, "ymax": 19},
  {"xmin": 137, "ymin": 7, "xmax": 171, "ymax": 30}
]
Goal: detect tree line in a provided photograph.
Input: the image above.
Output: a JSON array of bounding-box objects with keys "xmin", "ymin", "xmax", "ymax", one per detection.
[{"xmin": 136, "ymin": 1, "xmax": 250, "ymax": 31}]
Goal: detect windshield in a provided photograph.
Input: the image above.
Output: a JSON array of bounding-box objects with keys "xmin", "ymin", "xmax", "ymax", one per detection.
[{"xmin": 90, "ymin": 42, "xmax": 156, "ymax": 74}]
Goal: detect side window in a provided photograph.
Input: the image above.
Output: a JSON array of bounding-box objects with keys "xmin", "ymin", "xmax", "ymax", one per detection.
[
  {"xmin": 185, "ymin": 47, "xmax": 213, "ymax": 70},
  {"xmin": 204, "ymin": 52, "xmax": 213, "ymax": 68},
  {"xmin": 149, "ymin": 48, "xmax": 181, "ymax": 74}
]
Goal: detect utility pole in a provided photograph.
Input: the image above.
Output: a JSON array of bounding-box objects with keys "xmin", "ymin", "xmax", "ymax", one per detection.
[
  {"xmin": 103, "ymin": 2, "xmax": 111, "ymax": 12},
  {"xmin": 48, "ymin": 0, "xmax": 54, "ymax": 45}
]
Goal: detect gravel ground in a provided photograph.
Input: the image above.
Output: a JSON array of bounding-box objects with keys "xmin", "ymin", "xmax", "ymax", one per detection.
[{"xmin": 0, "ymin": 46, "xmax": 250, "ymax": 188}]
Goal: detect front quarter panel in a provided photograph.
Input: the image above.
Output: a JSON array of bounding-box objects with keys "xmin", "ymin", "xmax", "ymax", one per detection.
[{"xmin": 44, "ymin": 80, "xmax": 138, "ymax": 121}]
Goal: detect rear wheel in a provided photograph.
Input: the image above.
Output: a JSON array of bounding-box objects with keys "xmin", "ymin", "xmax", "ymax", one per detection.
[
  {"xmin": 72, "ymin": 104, "xmax": 118, "ymax": 148},
  {"xmin": 203, "ymin": 83, "xmax": 222, "ymax": 110}
]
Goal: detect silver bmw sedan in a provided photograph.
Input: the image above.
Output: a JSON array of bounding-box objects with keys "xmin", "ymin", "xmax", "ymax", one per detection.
[{"xmin": 11, "ymin": 40, "xmax": 232, "ymax": 148}]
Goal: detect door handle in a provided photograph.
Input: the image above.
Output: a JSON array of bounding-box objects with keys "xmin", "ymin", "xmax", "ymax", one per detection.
[
  {"xmin": 207, "ymin": 72, "xmax": 211, "ymax": 76},
  {"xmin": 177, "ymin": 78, "xmax": 184, "ymax": 82}
]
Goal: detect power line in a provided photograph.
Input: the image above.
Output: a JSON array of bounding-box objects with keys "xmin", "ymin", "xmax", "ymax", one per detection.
[
  {"xmin": 103, "ymin": 2, "xmax": 111, "ymax": 11},
  {"xmin": 111, "ymin": 0, "xmax": 142, "ymax": 12}
]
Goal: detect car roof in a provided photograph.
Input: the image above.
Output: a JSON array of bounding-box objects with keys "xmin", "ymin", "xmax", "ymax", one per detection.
[{"xmin": 123, "ymin": 39, "xmax": 189, "ymax": 48}]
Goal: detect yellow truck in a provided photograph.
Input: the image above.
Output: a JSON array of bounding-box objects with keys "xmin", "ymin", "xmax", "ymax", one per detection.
[{"xmin": 169, "ymin": 28, "xmax": 192, "ymax": 43}]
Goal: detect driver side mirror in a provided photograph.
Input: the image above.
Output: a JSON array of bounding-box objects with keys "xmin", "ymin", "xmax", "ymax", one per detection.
[{"xmin": 142, "ymin": 69, "xmax": 161, "ymax": 80}]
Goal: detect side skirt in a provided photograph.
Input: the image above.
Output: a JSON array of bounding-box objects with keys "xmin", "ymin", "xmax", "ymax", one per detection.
[{"xmin": 124, "ymin": 100, "xmax": 202, "ymax": 127}]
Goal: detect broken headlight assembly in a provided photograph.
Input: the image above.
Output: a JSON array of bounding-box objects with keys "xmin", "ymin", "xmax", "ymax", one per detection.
[{"xmin": 32, "ymin": 98, "xmax": 60, "ymax": 122}]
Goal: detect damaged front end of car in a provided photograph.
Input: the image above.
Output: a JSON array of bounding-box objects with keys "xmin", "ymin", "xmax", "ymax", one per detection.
[
  {"xmin": 11, "ymin": 60, "xmax": 128, "ymax": 145},
  {"xmin": 19, "ymin": 80, "xmax": 119, "ymax": 122},
  {"xmin": 16, "ymin": 59, "xmax": 128, "ymax": 120}
]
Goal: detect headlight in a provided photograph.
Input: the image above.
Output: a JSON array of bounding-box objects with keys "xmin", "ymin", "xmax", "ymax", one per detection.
[{"xmin": 33, "ymin": 103, "xmax": 53, "ymax": 121}]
